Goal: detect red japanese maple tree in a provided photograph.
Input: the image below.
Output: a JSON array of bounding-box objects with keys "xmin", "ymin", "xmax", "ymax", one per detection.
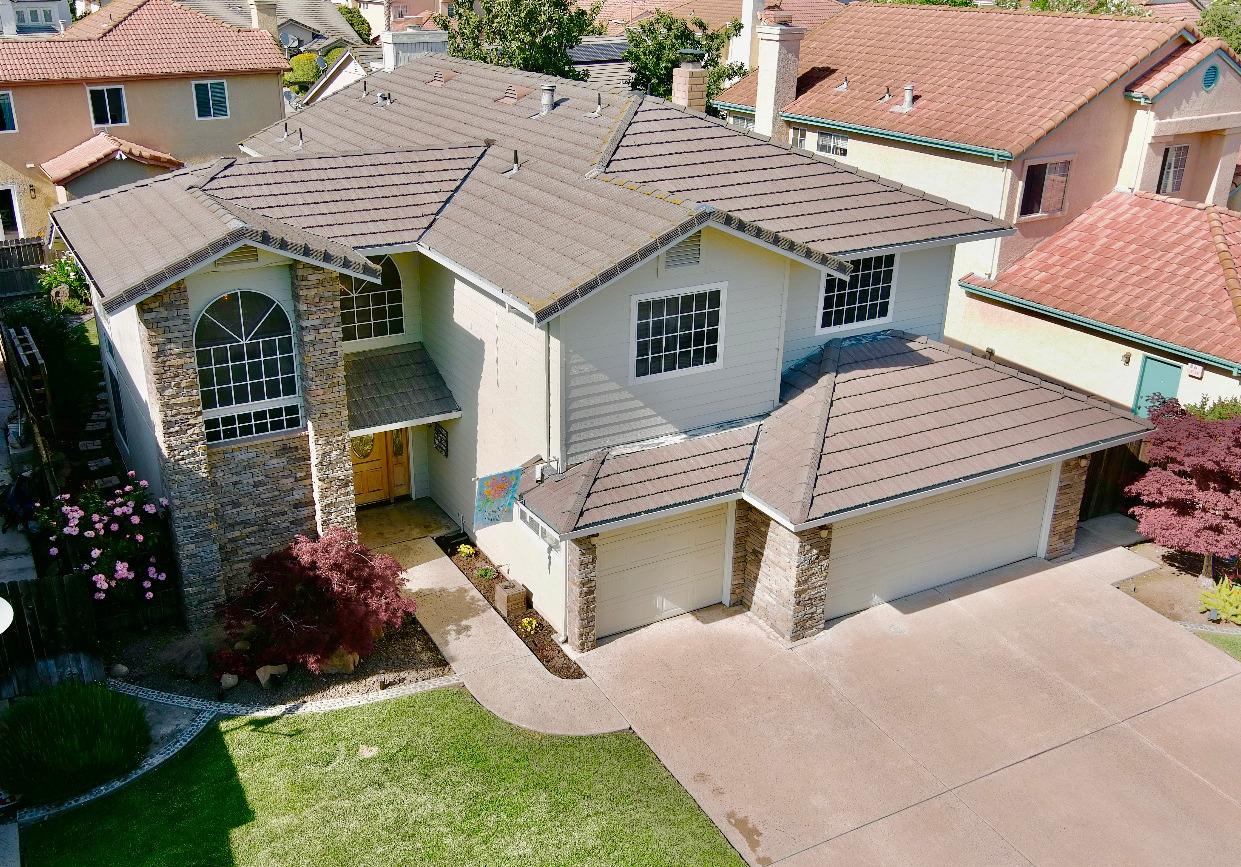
[{"xmin": 1126, "ymin": 399, "xmax": 1241, "ymax": 584}]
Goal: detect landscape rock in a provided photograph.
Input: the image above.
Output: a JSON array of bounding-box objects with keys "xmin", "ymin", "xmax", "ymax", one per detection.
[
  {"xmin": 256, "ymin": 663, "xmax": 288, "ymax": 689},
  {"xmin": 321, "ymin": 647, "xmax": 360, "ymax": 675},
  {"xmin": 156, "ymin": 636, "xmax": 208, "ymax": 679},
  {"xmin": 109, "ymin": 663, "xmax": 130, "ymax": 677},
  {"xmin": 220, "ymin": 673, "xmax": 239, "ymax": 691}
]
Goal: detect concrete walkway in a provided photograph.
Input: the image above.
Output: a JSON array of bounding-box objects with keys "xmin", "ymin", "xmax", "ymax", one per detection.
[{"xmin": 393, "ymin": 536, "xmax": 629, "ymax": 736}]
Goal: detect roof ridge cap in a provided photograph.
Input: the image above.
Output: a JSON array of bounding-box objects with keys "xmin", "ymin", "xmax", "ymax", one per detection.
[
  {"xmin": 566, "ymin": 448, "xmax": 609, "ymax": 530},
  {"xmin": 794, "ymin": 341, "xmax": 842, "ymax": 524},
  {"xmin": 849, "ymin": 2, "xmax": 1186, "ymax": 25},
  {"xmin": 1135, "ymin": 190, "xmax": 1209, "ymax": 209},
  {"xmin": 1207, "ymin": 204, "xmax": 1241, "ymax": 335},
  {"xmin": 595, "ymin": 92, "xmax": 644, "ymax": 172}
]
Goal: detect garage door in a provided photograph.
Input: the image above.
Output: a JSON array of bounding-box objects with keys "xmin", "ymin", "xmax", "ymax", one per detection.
[
  {"xmin": 823, "ymin": 467, "xmax": 1053, "ymax": 622},
  {"xmin": 594, "ymin": 505, "xmax": 727, "ymax": 639}
]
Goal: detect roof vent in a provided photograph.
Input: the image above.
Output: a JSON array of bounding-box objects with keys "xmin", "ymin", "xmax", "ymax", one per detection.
[
  {"xmin": 217, "ymin": 246, "xmax": 260, "ymax": 267},
  {"xmin": 376, "ymin": 91, "xmax": 393, "ymax": 107},
  {"xmin": 539, "ymin": 83, "xmax": 556, "ymax": 115},
  {"xmin": 584, "ymin": 92, "xmax": 603, "ymax": 118},
  {"xmin": 504, "ymin": 149, "xmax": 520, "ymax": 176},
  {"xmin": 836, "ymin": 76, "xmax": 848, "ymax": 92},
  {"xmin": 429, "ymin": 70, "xmax": 445, "ymax": 86},
  {"xmin": 878, "ymin": 86, "xmax": 891, "ymax": 103},
  {"xmin": 278, "ymin": 121, "xmax": 289, "ymax": 140},
  {"xmin": 890, "ymin": 83, "xmax": 915, "ymax": 113},
  {"xmin": 359, "ymin": 79, "xmax": 368, "ymax": 99},
  {"xmin": 665, "ymin": 232, "xmax": 702, "ymax": 269}
]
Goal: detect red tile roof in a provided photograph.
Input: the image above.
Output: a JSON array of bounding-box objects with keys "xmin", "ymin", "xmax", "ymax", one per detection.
[
  {"xmin": 717, "ymin": 4, "xmax": 1192, "ymax": 157},
  {"xmin": 40, "ymin": 132, "xmax": 182, "ymax": 184},
  {"xmin": 0, "ymin": 0, "xmax": 288, "ymax": 85},
  {"xmin": 651, "ymin": 0, "xmax": 844, "ymax": 31},
  {"xmin": 963, "ymin": 192, "xmax": 1241, "ymax": 366},
  {"xmin": 1126, "ymin": 37, "xmax": 1232, "ymax": 100},
  {"xmin": 1142, "ymin": 0, "xmax": 1202, "ymax": 21}
]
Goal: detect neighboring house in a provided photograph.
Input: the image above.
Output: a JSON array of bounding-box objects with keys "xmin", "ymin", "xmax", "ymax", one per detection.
[
  {"xmin": 176, "ymin": 0, "xmax": 362, "ymax": 54},
  {"xmin": 0, "ymin": 0, "xmax": 286, "ymax": 238},
  {"xmin": 50, "ymin": 57, "xmax": 1145, "ymax": 656},
  {"xmin": 1141, "ymin": 0, "xmax": 1204, "ymax": 21},
  {"xmin": 0, "ymin": 0, "xmax": 72, "ymax": 35},
  {"xmin": 569, "ymin": 35, "xmax": 630, "ymax": 90},
  {"xmin": 347, "ymin": 0, "xmax": 438, "ymax": 36},
  {"xmin": 302, "ymin": 44, "xmax": 381, "ymax": 104}
]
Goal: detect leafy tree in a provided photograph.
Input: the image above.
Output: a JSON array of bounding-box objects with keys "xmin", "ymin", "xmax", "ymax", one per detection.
[
  {"xmin": 993, "ymin": 0, "xmax": 1148, "ymax": 13},
  {"xmin": 337, "ymin": 4, "xmax": 372, "ymax": 43},
  {"xmin": 1186, "ymin": 395, "xmax": 1241, "ymax": 421},
  {"xmin": 1126, "ymin": 399, "xmax": 1241, "ymax": 584},
  {"xmin": 1200, "ymin": 0, "xmax": 1241, "ymax": 54},
  {"xmin": 434, "ymin": 0, "xmax": 603, "ymax": 80},
  {"xmin": 624, "ymin": 11, "xmax": 745, "ymax": 104},
  {"xmin": 283, "ymin": 51, "xmax": 322, "ymax": 93}
]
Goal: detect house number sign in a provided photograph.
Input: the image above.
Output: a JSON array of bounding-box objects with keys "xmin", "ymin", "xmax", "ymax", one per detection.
[{"xmin": 433, "ymin": 422, "xmax": 448, "ymax": 457}]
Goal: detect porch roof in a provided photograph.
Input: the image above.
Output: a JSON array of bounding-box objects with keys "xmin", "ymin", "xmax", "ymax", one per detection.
[{"xmin": 343, "ymin": 343, "xmax": 461, "ymax": 435}]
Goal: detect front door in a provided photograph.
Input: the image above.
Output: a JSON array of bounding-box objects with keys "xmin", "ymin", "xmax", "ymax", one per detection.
[
  {"xmin": 351, "ymin": 432, "xmax": 390, "ymax": 505},
  {"xmin": 1132, "ymin": 356, "xmax": 1181, "ymax": 417}
]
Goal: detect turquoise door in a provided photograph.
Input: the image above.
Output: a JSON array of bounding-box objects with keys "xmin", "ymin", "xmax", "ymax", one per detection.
[{"xmin": 1132, "ymin": 356, "xmax": 1181, "ymax": 417}]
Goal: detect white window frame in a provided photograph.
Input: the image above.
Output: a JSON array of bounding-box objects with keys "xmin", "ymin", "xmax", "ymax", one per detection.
[
  {"xmin": 1016, "ymin": 154, "xmax": 1072, "ymax": 221},
  {"xmin": 105, "ymin": 360, "xmax": 128, "ymax": 449},
  {"xmin": 816, "ymin": 253, "xmax": 899, "ymax": 336},
  {"xmin": 1157, "ymin": 143, "xmax": 1189, "ymax": 196},
  {"xmin": 14, "ymin": 10, "xmax": 24, "ymax": 23},
  {"xmin": 0, "ymin": 185, "xmax": 25, "ymax": 239},
  {"xmin": 0, "ymin": 91, "xmax": 17, "ymax": 134},
  {"xmin": 192, "ymin": 79, "xmax": 230, "ymax": 120},
  {"xmin": 87, "ymin": 84, "xmax": 128, "ymax": 128},
  {"xmin": 629, "ymin": 281, "xmax": 727, "ymax": 384},
  {"xmin": 790, "ymin": 127, "xmax": 807, "ymax": 149},
  {"xmin": 193, "ymin": 290, "xmax": 304, "ymax": 445},
  {"xmin": 41, "ymin": 8, "xmax": 52, "ymax": 22},
  {"xmin": 339, "ymin": 256, "xmax": 405, "ymax": 343},
  {"xmin": 815, "ymin": 130, "xmax": 848, "ymax": 157}
]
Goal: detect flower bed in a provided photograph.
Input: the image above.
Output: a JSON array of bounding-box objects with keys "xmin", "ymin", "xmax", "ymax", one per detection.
[{"xmin": 448, "ymin": 544, "xmax": 584, "ymax": 680}]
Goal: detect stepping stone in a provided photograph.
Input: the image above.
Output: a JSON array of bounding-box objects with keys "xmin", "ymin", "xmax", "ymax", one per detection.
[
  {"xmin": 87, "ymin": 457, "xmax": 112, "ymax": 471},
  {"xmin": 85, "ymin": 421, "xmax": 107, "ymax": 433},
  {"xmin": 95, "ymin": 475, "xmax": 121, "ymax": 489},
  {"xmin": 89, "ymin": 411, "xmax": 107, "ymax": 422},
  {"xmin": 96, "ymin": 391, "xmax": 108, "ymax": 401},
  {"xmin": 78, "ymin": 439, "xmax": 102, "ymax": 451}
]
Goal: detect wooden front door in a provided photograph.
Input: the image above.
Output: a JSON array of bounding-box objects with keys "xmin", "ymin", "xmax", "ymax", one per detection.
[{"xmin": 351, "ymin": 432, "xmax": 390, "ymax": 506}]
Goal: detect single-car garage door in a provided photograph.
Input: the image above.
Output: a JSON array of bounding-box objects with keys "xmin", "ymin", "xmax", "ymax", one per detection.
[
  {"xmin": 594, "ymin": 505, "xmax": 727, "ymax": 639},
  {"xmin": 823, "ymin": 467, "xmax": 1053, "ymax": 622}
]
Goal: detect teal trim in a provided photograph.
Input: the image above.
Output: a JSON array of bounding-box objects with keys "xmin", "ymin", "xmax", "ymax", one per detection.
[
  {"xmin": 960, "ymin": 279, "xmax": 1241, "ymax": 375},
  {"xmin": 707, "ymin": 101, "xmax": 1013, "ymax": 160}
]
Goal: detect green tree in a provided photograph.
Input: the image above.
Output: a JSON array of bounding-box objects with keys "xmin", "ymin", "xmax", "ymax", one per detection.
[
  {"xmin": 624, "ymin": 11, "xmax": 745, "ymax": 105},
  {"xmin": 284, "ymin": 52, "xmax": 322, "ymax": 93},
  {"xmin": 433, "ymin": 0, "xmax": 603, "ymax": 79},
  {"xmin": 325, "ymin": 46, "xmax": 348, "ymax": 68},
  {"xmin": 993, "ymin": 0, "xmax": 1148, "ymax": 13},
  {"xmin": 1200, "ymin": 0, "xmax": 1241, "ymax": 53},
  {"xmin": 337, "ymin": 4, "xmax": 372, "ymax": 43}
]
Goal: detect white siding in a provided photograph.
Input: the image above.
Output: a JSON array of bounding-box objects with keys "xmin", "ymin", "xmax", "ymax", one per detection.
[
  {"xmin": 184, "ymin": 254, "xmax": 294, "ymax": 322},
  {"xmin": 781, "ymin": 245, "xmax": 954, "ymax": 368},
  {"xmin": 417, "ymin": 256, "xmax": 565, "ymax": 629},
  {"xmin": 341, "ymin": 251, "xmax": 423, "ymax": 355},
  {"xmin": 560, "ymin": 227, "xmax": 787, "ymax": 463}
]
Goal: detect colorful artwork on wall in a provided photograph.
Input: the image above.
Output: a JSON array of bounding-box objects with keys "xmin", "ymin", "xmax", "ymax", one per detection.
[{"xmin": 474, "ymin": 467, "xmax": 523, "ymax": 529}]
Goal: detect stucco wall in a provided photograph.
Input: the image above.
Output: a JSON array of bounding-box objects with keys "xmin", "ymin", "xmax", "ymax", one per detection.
[
  {"xmin": 0, "ymin": 157, "xmax": 54, "ymax": 238},
  {"xmin": 0, "ymin": 73, "xmax": 283, "ymax": 233},
  {"xmin": 952, "ymin": 294, "xmax": 1241, "ymax": 410},
  {"xmin": 63, "ymin": 156, "xmax": 167, "ymax": 200}
]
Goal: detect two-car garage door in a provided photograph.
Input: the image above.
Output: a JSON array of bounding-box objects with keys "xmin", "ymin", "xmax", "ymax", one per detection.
[
  {"xmin": 594, "ymin": 505, "xmax": 727, "ymax": 639},
  {"xmin": 822, "ymin": 467, "xmax": 1054, "ymax": 621}
]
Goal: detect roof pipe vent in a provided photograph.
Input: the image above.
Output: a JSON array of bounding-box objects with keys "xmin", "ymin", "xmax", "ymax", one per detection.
[
  {"xmin": 836, "ymin": 75, "xmax": 847, "ymax": 92},
  {"xmin": 584, "ymin": 92, "xmax": 603, "ymax": 118},
  {"xmin": 278, "ymin": 121, "xmax": 289, "ymax": 140},
  {"xmin": 890, "ymin": 83, "xmax": 915, "ymax": 113},
  {"xmin": 879, "ymin": 85, "xmax": 891, "ymax": 103},
  {"xmin": 376, "ymin": 91, "xmax": 393, "ymax": 107},
  {"xmin": 359, "ymin": 79, "xmax": 368, "ymax": 99},
  {"xmin": 504, "ymin": 149, "xmax": 520, "ymax": 176},
  {"xmin": 540, "ymin": 83, "xmax": 556, "ymax": 115}
]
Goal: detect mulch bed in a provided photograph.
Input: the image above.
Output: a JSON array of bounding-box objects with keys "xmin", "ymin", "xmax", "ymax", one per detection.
[
  {"xmin": 103, "ymin": 617, "xmax": 452, "ymax": 707},
  {"xmin": 449, "ymin": 546, "xmax": 585, "ymax": 680},
  {"xmin": 1116, "ymin": 543, "xmax": 1241, "ymax": 630}
]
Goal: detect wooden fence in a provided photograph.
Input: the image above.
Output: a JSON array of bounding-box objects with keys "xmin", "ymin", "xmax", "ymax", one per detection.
[{"xmin": 0, "ymin": 237, "xmax": 46, "ymax": 300}]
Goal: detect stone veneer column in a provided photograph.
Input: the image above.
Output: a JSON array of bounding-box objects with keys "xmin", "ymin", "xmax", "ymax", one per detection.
[
  {"xmin": 290, "ymin": 262, "xmax": 356, "ymax": 538},
  {"xmin": 565, "ymin": 536, "xmax": 597, "ymax": 652},
  {"xmin": 137, "ymin": 281, "xmax": 224, "ymax": 629},
  {"xmin": 741, "ymin": 506, "xmax": 832, "ymax": 643},
  {"xmin": 1044, "ymin": 458, "xmax": 1089, "ymax": 560},
  {"xmin": 729, "ymin": 501, "xmax": 752, "ymax": 605}
]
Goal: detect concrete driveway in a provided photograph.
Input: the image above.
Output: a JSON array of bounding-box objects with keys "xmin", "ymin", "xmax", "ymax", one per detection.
[{"xmin": 579, "ymin": 544, "xmax": 1241, "ymax": 866}]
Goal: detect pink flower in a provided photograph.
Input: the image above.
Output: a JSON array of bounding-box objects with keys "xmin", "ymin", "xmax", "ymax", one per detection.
[
  {"xmin": 84, "ymin": 530, "xmax": 95, "ymax": 538},
  {"xmin": 91, "ymin": 514, "xmax": 101, "ymax": 522},
  {"xmin": 64, "ymin": 526, "xmax": 79, "ymax": 536},
  {"xmin": 143, "ymin": 504, "xmax": 157, "ymax": 514},
  {"xmin": 139, "ymin": 481, "xmax": 149, "ymax": 489},
  {"xmin": 90, "ymin": 548, "xmax": 102, "ymax": 559},
  {"xmin": 112, "ymin": 507, "xmax": 124, "ymax": 516},
  {"xmin": 127, "ymin": 470, "xmax": 136, "ymax": 478},
  {"xmin": 110, "ymin": 523, "xmax": 118, "ymax": 531},
  {"xmin": 123, "ymin": 485, "xmax": 133, "ymax": 493},
  {"xmin": 94, "ymin": 592, "xmax": 105, "ymax": 601},
  {"xmin": 48, "ymin": 547, "xmax": 57, "ymax": 556},
  {"xmin": 130, "ymin": 515, "xmax": 140, "ymax": 525},
  {"xmin": 135, "ymin": 534, "xmax": 144, "ymax": 542},
  {"xmin": 157, "ymin": 572, "xmax": 166, "ymax": 581},
  {"xmin": 143, "ymin": 580, "xmax": 151, "ymax": 588},
  {"xmin": 159, "ymin": 498, "xmax": 169, "ymax": 507},
  {"xmin": 147, "ymin": 566, "xmax": 157, "ymax": 577},
  {"xmin": 144, "ymin": 591, "xmax": 153, "ymax": 600}
]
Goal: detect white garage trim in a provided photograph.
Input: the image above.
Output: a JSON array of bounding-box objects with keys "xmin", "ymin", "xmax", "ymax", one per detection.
[{"xmin": 1036, "ymin": 461, "xmax": 1064, "ymax": 559}]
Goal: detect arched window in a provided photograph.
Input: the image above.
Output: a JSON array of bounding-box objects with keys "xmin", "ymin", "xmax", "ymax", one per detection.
[
  {"xmin": 339, "ymin": 256, "xmax": 404, "ymax": 342},
  {"xmin": 194, "ymin": 291, "xmax": 300, "ymax": 443}
]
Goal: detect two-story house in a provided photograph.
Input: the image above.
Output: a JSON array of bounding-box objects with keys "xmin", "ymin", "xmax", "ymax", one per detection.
[
  {"xmin": 715, "ymin": 5, "xmax": 1241, "ymax": 509},
  {"xmin": 0, "ymin": 0, "xmax": 286, "ymax": 238},
  {"xmin": 0, "ymin": 0, "xmax": 72, "ymax": 35},
  {"xmin": 50, "ymin": 56, "xmax": 1145, "ymax": 658}
]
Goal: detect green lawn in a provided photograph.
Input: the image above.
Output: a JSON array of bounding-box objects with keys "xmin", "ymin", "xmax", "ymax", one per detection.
[
  {"xmin": 1199, "ymin": 631, "xmax": 1241, "ymax": 662},
  {"xmin": 22, "ymin": 686, "xmax": 742, "ymax": 867}
]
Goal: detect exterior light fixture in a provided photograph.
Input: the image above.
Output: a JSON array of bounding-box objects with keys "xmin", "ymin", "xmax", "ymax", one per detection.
[{"xmin": 1122, "ymin": 352, "xmax": 1132, "ymax": 366}]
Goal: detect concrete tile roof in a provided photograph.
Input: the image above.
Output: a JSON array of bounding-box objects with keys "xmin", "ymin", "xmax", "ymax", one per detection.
[
  {"xmin": 1126, "ymin": 37, "xmax": 1229, "ymax": 101},
  {"xmin": 652, "ymin": 0, "xmax": 843, "ymax": 31},
  {"xmin": 602, "ymin": 100, "xmax": 1007, "ymax": 256},
  {"xmin": 343, "ymin": 343, "xmax": 460, "ymax": 432},
  {"xmin": 1142, "ymin": 0, "xmax": 1202, "ymax": 21},
  {"xmin": 523, "ymin": 331, "xmax": 1149, "ymax": 533},
  {"xmin": 962, "ymin": 191, "xmax": 1241, "ymax": 367},
  {"xmin": 588, "ymin": 0, "xmax": 664, "ymax": 35},
  {"xmin": 717, "ymin": 5, "xmax": 1191, "ymax": 157},
  {"xmin": 568, "ymin": 35, "xmax": 628, "ymax": 64},
  {"xmin": 40, "ymin": 132, "xmax": 183, "ymax": 185},
  {"xmin": 50, "ymin": 167, "xmax": 379, "ymax": 314},
  {"xmin": 0, "ymin": 0, "xmax": 288, "ymax": 84},
  {"xmin": 175, "ymin": 0, "xmax": 363, "ymax": 45}
]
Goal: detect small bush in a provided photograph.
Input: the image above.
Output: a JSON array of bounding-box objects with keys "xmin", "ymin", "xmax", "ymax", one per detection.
[
  {"xmin": 475, "ymin": 566, "xmax": 495, "ymax": 581},
  {"xmin": 1201, "ymin": 578, "xmax": 1241, "ymax": 625},
  {"xmin": 0, "ymin": 681, "xmax": 150, "ymax": 804},
  {"xmin": 518, "ymin": 616, "xmax": 539, "ymax": 637},
  {"xmin": 37, "ymin": 253, "xmax": 90, "ymax": 308},
  {"xmin": 457, "ymin": 543, "xmax": 476, "ymax": 559},
  {"xmin": 1186, "ymin": 395, "xmax": 1241, "ymax": 421},
  {"xmin": 218, "ymin": 528, "xmax": 416, "ymax": 675},
  {"xmin": 283, "ymin": 52, "xmax": 322, "ymax": 93}
]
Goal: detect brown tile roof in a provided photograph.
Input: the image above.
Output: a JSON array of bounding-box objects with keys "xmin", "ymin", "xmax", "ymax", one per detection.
[
  {"xmin": 588, "ymin": 0, "xmax": 664, "ymax": 34},
  {"xmin": 523, "ymin": 331, "xmax": 1148, "ymax": 533},
  {"xmin": 1125, "ymin": 37, "xmax": 1231, "ymax": 101},
  {"xmin": 0, "ymin": 0, "xmax": 288, "ymax": 84},
  {"xmin": 962, "ymin": 191, "xmax": 1241, "ymax": 367},
  {"xmin": 40, "ymin": 132, "xmax": 182, "ymax": 185},
  {"xmin": 716, "ymin": 4, "xmax": 1191, "ymax": 157},
  {"xmin": 343, "ymin": 343, "xmax": 461, "ymax": 432},
  {"xmin": 651, "ymin": 0, "xmax": 843, "ymax": 31},
  {"xmin": 50, "ymin": 168, "xmax": 379, "ymax": 314},
  {"xmin": 1142, "ymin": 0, "xmax": 1202, "ymax": 21}
]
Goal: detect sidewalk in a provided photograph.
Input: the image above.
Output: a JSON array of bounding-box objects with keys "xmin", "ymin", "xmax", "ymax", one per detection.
[{"xmin": 395, "ymin": 537, "xmax": 629, "ymax": 737}]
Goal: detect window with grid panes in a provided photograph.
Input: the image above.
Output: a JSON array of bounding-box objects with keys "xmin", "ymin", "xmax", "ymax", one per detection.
[
  {"xmin": 340, "ymin": 256, "xmax": 404, "ymax": 341},
  {"xmin": 1157, "ymin": 144, "xmax": 1189, "ymax": 195},
  {"xmin": 819, "ymin": 255, "xmax": 894, "ymax": 331},
  {"xmin": 634, "ymin": 284, "xmax": 723, "ymax": 378}
]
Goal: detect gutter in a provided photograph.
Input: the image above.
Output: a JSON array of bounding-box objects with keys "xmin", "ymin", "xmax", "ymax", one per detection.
[
  {"xmin": 709, "ymin": 101, "xmax": 1014, "ymax": 161},
  {"xmin": 961, "ymin": 278, "xmax": 1241, "ymax": 376}
]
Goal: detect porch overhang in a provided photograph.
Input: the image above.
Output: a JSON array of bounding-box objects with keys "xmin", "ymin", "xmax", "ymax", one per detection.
[{"xmin": 343, "ymin": 343, "xmax": 462, "ymax": 436}]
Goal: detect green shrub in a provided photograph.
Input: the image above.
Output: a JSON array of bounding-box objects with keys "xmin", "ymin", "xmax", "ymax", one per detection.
[
  {"xmin": 1186, "ymin": 395, "xmax": 1241, "ymax": 421},
  {"xmin": 1201, "ymin": 578, "xmax": 1241, "ymax": 626},
  {"xmin": 283, "ymin": 52, "xmax": 322, "ymax": 93},
  {"xmin": 475, "ymin": 566, "xmax": 495, "ymax": 580},
  {"xmin": 0, "ymin": 681, "xmax": 150, "ymax": 804},
  {"xmin": 37, "ymin": 253, "xmax": 90, "ymax": 308},
  {"xmin": 324, "ymin": 46, "xmax": 347, "ymax": 68},
  {"xmin": 337, "ymin": 4, "xmax": 371, "ymax": 42}
]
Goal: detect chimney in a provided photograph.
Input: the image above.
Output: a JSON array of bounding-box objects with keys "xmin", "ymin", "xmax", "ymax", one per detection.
[
  {"xmin": 671, "ymin": 49, "xmax": 708, "ymax": 113},
  {"xmin": 249, "ymin": 0, "xmax": 279, "ymax": 39},
  {"xmin": 540, "ymin": 83, "xmax": 556, "ymax": 115},
  {"xmin": 754, "ymin": 10, "xmax": 805, "ymax": 141}
]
